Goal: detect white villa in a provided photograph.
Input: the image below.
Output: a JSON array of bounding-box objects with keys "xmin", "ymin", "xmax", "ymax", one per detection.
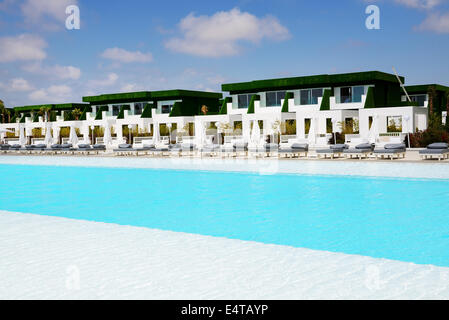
[{"xmin": 1, "ymin": 71, "xmax": 447, "ymax": 149}]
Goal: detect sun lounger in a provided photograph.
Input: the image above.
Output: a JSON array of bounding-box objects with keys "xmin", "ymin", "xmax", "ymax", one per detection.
[
  {"xmin": 344, "ymin": 143, "xmax": 374, "ymax": 159},
  {"xmin": 419, "ymin": 142, "xmax": 449, "ymax": 161},
  {"xmin": 181, "ymin": 143, "xmax": 197, "ymax": 156},
  {"xmin": 200, "ymin": 144, "xmax": 221, "ymax": 157},
  {"xmin": 234, "ymin": 142, "xmax": 248, "ymax": 157},
  {"xmin": 113, "ymin": 144, "xmax": 135, "ymax": 155},
  {"xmin": 316, "ymin": 144, "xmax": 348, "ymax": 159},
  {"xmin": 0, "ymin": 144, "xmax": 10, "ymax": 153},
  {"xmin": 278, "ymin": 143, "xmax": 309, "ymax": 158},
  {"xmin": 374, "ymin": 143, "xmax": 406, "ymax": 160}
]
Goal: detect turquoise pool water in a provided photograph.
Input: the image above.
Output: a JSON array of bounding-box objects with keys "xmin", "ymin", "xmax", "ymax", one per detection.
[{"xmin": 1, "ymin": 164, "xmax": 449, "ymax": 267}]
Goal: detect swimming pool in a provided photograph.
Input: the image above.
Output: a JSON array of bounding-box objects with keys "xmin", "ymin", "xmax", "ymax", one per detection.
[{"xmin": 1, "ymin": 162, "xmax": 449, "ymax": 267}]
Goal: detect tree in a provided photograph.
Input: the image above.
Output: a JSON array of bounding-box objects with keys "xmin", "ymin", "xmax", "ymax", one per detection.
[
  {"xmin": 427, "ymin": 85, "xmax": 437, "ymax": 115},
  {"xmin": 0, "ymin": 100, "xmax": 5, "ymax": 123},
  {"xmin": 39, "ymin": 106, "xmax": 52, "ymax": 122},
  {"xmin": 72, "ymin": 108, "xmax": 82, "ymax": 120}
]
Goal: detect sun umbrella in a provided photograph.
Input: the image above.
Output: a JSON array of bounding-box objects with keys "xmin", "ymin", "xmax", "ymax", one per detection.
[
  {"xmin": 19, "ymin": 125, "xmax": 26, "ymax": 146},
  {"xmin": 251, "ymin": 120, "xmax": 261, "ymax": 147},
  {"xmin": 368, "ymin": 115, "xmax": 378, "ymax": 144},
  {"xmin": 103, "ymin": 123, "xmax": 112, "ymax": 147},
  {"xmin": 44, "ymin": 124, "xmax": 53, "ymax": 146},
  {"xmin": 307, "ymin": 118, "xmax": 316, "ymax": 145},
  {"xmin": 152, "ymin": 122, "xmax": 160, "ymax": 144},
  {"xmin": 69, "ymin": 125, "xmax": 79, "ymax": 146}
]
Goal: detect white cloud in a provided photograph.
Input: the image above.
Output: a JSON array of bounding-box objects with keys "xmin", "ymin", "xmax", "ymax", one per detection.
[
  {"xmin": 165, "ymin": 8, "xmax": 290, "ymax": 57},
  {"xmin": 0, "ymin": 34, "xmax": 47, "ymax": 63},
  {"xmin": 120, "ymin": 83, "xmax": 144, "ymax": 92},
  {"xmin": 29, "ymin": 85, "xmax": 73, "ymax": 103},
  {"xmin": 9, "ymin": 78, "xmax": 34, "ymax": 91},
  {"xmin": 416, "ymin": 11, "xmax": 449, "ymax": 32},
  {"xmin": 394, "ymin": 0, "xmax": 443, "ymax": 9},
  {"xmin": 87, "ymin": 73, "xmax": 119, "ymax": 88},
  {"xmin": 101, "ymin": 48, "xmax": 153, "ymax": 63},
  {"xmin": 22, "ymin": 63, "xmax": 81, "ymax": 80},
  {"xmin": 21, "ymin": 0, "xmax": 78, "ymax": 23}
]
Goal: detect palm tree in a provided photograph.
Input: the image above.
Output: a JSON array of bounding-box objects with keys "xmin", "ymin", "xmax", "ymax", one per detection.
[
  {"xmin": 39, "ymin": 106, "xmax": 52, "ymax": 122},
  {"xmin": 72, "ymin": 108, "xmax": 82, "ymax": 121},
  {"xmin": 428, "ymin": 85, "xmax": 437, "ymax": 116},
  {"xmin": 0, "ymin": 100, "xmax": 5, "ymax": 124}
]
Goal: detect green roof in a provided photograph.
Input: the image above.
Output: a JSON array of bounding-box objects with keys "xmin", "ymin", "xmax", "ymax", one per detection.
[
  {"xmin": 82, "ymin": 91, "xmax": 152, "ymax": 104},
  {"xmin": 405, "ymin": 84, "xmax": 449, "ymax": 94},
  {"xmin": 222, "ymin": 71, "xmax": 405, "ymax": 94},
  {"xmin": 14, "ymin": 103, "xmax": 89, "ymax": 113},
  {"xmin": 83, "ymin": 90, "xmax": 222, "ymax": 104}
]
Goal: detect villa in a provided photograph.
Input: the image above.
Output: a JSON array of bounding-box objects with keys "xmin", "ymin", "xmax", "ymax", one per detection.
[{"xmin": 0, "ymin": 71, "xmax": 448, "ymax": 149}]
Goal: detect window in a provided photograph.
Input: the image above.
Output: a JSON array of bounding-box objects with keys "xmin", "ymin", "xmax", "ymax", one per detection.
[
  {"xmin": 237, "ymin": 94, "xmax": 254, "ymax": 109},
  {"xmin": 299, "ymin": 88, "xmax": 323, "ymax": 105},
  {"xmin": 352, "ymin": 86, "xmax": 364, "ymax": 103},
  {"xmin": 161, "ymin": 104, "xmax": 172, "ymax": 114},
  {"xmin": 339, "ymin": 86, "xmax": 365, "ymax": 103},
  {"xmin": 410, "ymin": 94, "xmax": 427, "ymax": 107},
  {"xmin": 266, "ymin": 91, "xmax": 286, "ymax": 107},
  {"xmin": 340, "ymin": 87, "xmax": 352, "ymax": 103},
  {"xmin": 134, "ymin": 102, "xmax": 146, "ymax": 115},
  {"xmin": 112, "ymin": 105, "xmax": 121, "ymax": 116}
]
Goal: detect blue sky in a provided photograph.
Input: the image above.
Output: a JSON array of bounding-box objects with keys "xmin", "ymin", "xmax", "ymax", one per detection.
[{"xmin": 0, "ymin": 0, "xmax": 448, "ymax": 107}]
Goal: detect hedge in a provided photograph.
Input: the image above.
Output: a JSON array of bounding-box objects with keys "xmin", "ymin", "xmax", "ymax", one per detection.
[
  {"xmin": 281, "ymin": 92, "xmax": 294, "ymax": 112},
  {"xmin": 140, "ymin": 103, "xmax": 155, "ymax": 118},
  {"xmin": 319, "ymin": 89, "xmax": 332, "ymax": 111},
  {"xmin": 219, "ymin": 97, "xmax": 232, "ymax": 114},
  {"xmin": 95, "ymin": 106, "xmax": 109, "ymax": 120},
  {"xmin": 117, "ymin": 105, "xmax": 131, "ymax": 119},
  {"xmin": 364, "ymin": 87, "xmax": 376, "ymax": 108}
]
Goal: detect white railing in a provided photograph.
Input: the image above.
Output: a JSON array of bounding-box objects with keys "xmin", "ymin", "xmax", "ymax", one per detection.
[
  {"xmin": 280, "ymin": 135, "xmax": 296, "ymax": 143},
  {"xmin": 133, "ymin": 136, "xmax": 153, "ymax": 145}
]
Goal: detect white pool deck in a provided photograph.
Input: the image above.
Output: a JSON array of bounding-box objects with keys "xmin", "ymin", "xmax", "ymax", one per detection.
[{"xmin": 1, "ymin": 156, "xmax": 449, "ymax": 299}]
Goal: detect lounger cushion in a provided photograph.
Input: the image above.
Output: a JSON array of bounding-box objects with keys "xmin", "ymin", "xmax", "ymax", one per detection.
[
  {"xmin": 355, "ymin": 143, "xmax": 373, "ymax": 150},
  {"xmin": 291, "ymin": 143, "xmax": 308, "ymax": 150},
  {"xmin": 11, "ymin": 144, "xmax": 21, "ymax": 148},
  {"xmin": 181, "ymin": 143, "xmax": 196, "ymax": 150},
  {"xmin": 330, "ymin": 144, "xmax": 348, "ymax": 150},
  {"xmin": 233, "ymin": 142, "xmax": 248, "ymax": 149},
  {"xmin": 77, "ymin": 144, "xmax": 90, "ymax": 149},
  {"xmin": 93, "ymin": 144, "xmax": 106, "ymax": 149},
  {"xmin": 61, "ymin": 143, "xmax": 72, "ymax": 149},
  {"xmin": 142, "ymin": 144, "xmax": 155, "ymax": 149},
  {"xmin": 25, "ymin": 145, "xmax": 36, "ymax": 149},
  {"xmin": 419, "ymin": 149, "xmax": 449, "ymax": 155},
  {"xmin": 427, "ymin": 142, "xmax": 449, "ymax": 149},
  {"xmin": 384, "ymin": 143, "xmax": 406, "ymax": 150},
  {"xmin": 118, "ymin": 144, "xmax": 132, "ymax": 149},
  {"xmin": 264, "ymin": 143, "xmax": 279, "ymax": 151},
  {"xmin": 316, "ymin": 149, "xmax": 340, "ymax": 153},
  {"xmin": 51, "ymin": 144, "xmax": 61, "ymax": 149},
  {"xmin": 374, "ymin": 149, "xmax": 405, "ymax": 154}
]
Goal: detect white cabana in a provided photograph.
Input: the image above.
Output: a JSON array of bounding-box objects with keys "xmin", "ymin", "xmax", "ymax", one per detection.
[
  {"xmin": 201, "ymin": 123, "xmax": 208, "ymax": 147},
  {"xmin": 82, "ymin": 125, "xmax": 91, "ymax": 144},
  {"xmin": 69, "ymin": 125, "xmax": 79, "ymax": 146},
  {"xmin": 44, "ymin": 124, "xmax": 53, "ymax": 146},
  {"xmin": 368, "ymin": 115, "xmax": 378, "ymax": 144},
  {"xmin": 103, "ymin": 123, "xmax": 112, "ymax": 147}
]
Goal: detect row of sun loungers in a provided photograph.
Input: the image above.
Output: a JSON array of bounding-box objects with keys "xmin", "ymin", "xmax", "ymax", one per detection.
[
  {"xmin": 0, "ymin": 143, "xmax": 106, "ymax": 155},
  {"xmin": 2, "ymin": 141, "xmax": 449, "ymax": 160}
]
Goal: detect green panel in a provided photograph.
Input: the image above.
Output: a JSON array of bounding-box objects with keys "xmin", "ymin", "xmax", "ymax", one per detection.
[
  {"xmin": 281, "ymin": 92, "xmax": 294, "ymax": 112},
  {"xmin": 117, "ymin": 105, "xmax": 131, "ymax": 119},
  {"xmin": 169, "ymin": 101, "xmax": 183, "ymax": 117},
  {"xmin": 247, "ymin": 95, "xmax": 260, "ymax": 114},
  {"xmin": 319, "ymin": 89, "xmax": 332, "ymax": 111},
  {"xmin": 140, "ymin": 103, "xmax": 155, "ymax": 118},
  {"xmin": 79, "ymin": 106, "xmax": 93, "ymax": 121},
  {"xmin": 364, "ymin": 87, "xmax": 376, "ymax": 109},
  {"xmin": 95, "ymin": 106, "xmax": 109, "ymax": 120},
  {"xmin": 219, "ymin": 97, "xmax": 232, "ymax": 114}
]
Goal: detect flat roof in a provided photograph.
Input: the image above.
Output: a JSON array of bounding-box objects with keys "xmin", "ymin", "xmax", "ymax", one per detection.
[
  {"xmin": 405, "ymin": 84, "xmax": 449, "ymax": 94},
  {"xmin": 14, "ymin": 103, "xmax": 89, "ymax": 112},
  {"xmin": 82, "ymin": 90, "xmax": 222, "ymax": 104},
  {"xmin": 222, "ymin": 71, "xmax": 405, "ymax": 94}
]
